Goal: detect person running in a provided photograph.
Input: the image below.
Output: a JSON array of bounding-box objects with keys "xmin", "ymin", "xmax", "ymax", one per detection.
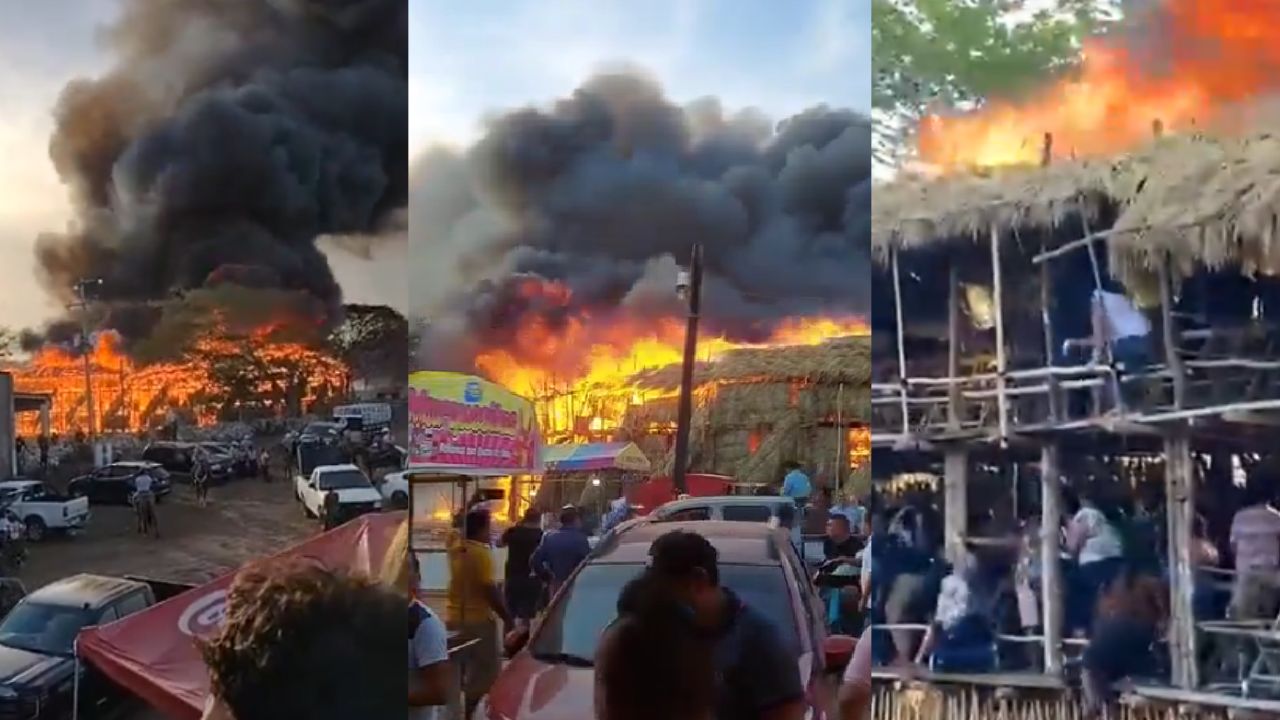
[
  {"xmin": 1065, "ymin": 487, "xmax": 1126, "ymax": 634},
  {"xmin": 197, "ymin": 563, "xmax": 402, "ymax": 720},
  {"xmin": 499, "ymin": 508, "xmax": 544, "ymax": 631},
  {"xmin": 446, "ymin": 508, "xmax": 510, "ymax": 718},
  {"xmin": 193, "ymin": 451, "xmax": 211, "ymax": 507},
  {"xmin": 258, "ymin": 448, "xmax": 271, "ymax": 482},
  {"xmin": 596, "ymin": 571, "xmax": 716, "ymax": 720},
  {"xmin": 644, "ymin": 530, "xmax": 805, "ymax": 720},
  {"xmin": 530, "ymin": 506, "xmax": 591, "ymax": 601},
  {"xmin": 132, "ymin": 469, "xmax": 159, "ymax": 538}
]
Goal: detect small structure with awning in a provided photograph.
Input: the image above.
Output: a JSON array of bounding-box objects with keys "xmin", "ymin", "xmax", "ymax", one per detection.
[
  {"xmin": 540, "ymin": 442, "xmax": 652, "ymax": 474},
  {"xmin": 531, "ymin": 442, "xmax": 652, "ymax": 519}
]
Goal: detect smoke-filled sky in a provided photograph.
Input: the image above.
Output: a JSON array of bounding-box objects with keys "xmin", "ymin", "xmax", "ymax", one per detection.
[
  {"xmin": 0, "ymin": 0, "xmax": 407, "ymax": 332},
  {"xmin": 411, "ymin": 0, "xmax": 872, "ymax": 371}
]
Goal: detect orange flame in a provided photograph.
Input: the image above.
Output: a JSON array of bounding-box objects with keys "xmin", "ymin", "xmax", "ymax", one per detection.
[
  {"xmin": 7, "ymin": 328, "xmax": 347, "ymax": 436},
  {"xmin": 475, "ymin": 296, "xmax": 868, "ymax": 443},
  {"xmin": 918, "ymin": 0, "xmax": 1280, "ymax": 171}
]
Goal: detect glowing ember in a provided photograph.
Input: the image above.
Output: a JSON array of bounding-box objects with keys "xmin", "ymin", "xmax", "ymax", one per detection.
[
  {"xmin": 918, "ymin": 0, "xmax": 1280, "ymax": 170},
  {"xmin": 7, "ymin": 329, "xmax": 346, "ymax": 436}
]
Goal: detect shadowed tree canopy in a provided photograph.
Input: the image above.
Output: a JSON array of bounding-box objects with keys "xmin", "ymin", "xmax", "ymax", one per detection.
[
  {"xmin": 872, "ymin": 0, "xmax": 1120, "ymax": 166},
  {"xmin": 329, "ymin": 304, "xmax": 408, "ymax": 385}
]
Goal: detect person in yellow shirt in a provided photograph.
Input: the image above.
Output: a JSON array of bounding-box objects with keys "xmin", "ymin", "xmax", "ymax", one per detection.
[{"xmin": 447, "ymin": 508, "xmax": 510, "ymax": 717}]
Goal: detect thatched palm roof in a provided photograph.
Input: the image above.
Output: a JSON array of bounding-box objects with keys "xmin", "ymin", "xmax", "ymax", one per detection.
[
  {"xmin": 873, "ymin": 131, "xmax": 1280, "ymax": 283},
  {"xmin": 630, "ymin": 335, "xmax": 870, "ymax": 391}
]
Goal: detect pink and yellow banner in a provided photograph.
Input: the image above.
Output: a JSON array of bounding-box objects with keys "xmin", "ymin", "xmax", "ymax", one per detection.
[{"xmin": 407, "ymin": 371, "xmax": 542, "ymax": 475}]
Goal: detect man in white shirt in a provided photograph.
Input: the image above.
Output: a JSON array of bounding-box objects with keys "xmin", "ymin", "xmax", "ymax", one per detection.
[
  {"xmin": 132, "ymin": 471, "xmax": 157, "ymax": 536},
  {"xmin": 1091, "ymin": 287, "xmax": 1152, "ymax": 409},
  {"xmin": 408, "ymin": 552, "xmax": 454, "ymax": 719},
  {"xmin": 1230, "ymin": 482, "xmax": 1280, "ymax": 623}
]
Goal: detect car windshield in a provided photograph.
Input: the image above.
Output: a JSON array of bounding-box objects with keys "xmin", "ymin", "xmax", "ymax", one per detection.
[
  {"xmin": 304, "ymin": 424, "xmax": 339, "ymax": 436},
  {"xmin": 529, "ymin": 563, "xmax": 799, "ymax": 665},
  {"xmin": 317, "ymin": 470, "xmax": 369, "ymax": 490},
  {"xmin": 0, "ymin": 603, "xmax": 93, "ymax": 656}
]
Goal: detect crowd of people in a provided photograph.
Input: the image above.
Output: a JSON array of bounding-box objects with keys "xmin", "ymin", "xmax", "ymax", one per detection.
[
  {"xmin": 398, "ymin": 483, "xmax": 872, "ymax": 720},
  {"xmin": 870, "ymin": 460, "xmax": 1280, "ymax": 713}
]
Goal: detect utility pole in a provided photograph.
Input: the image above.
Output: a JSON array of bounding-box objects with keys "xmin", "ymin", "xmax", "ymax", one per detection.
[
  {"xmin": 671, "ymin": 244, "xmax": 703, "ymax": 495},
  {"xmin": 70, "ymin": 279, "xmax": 102, "ymax": 439}
]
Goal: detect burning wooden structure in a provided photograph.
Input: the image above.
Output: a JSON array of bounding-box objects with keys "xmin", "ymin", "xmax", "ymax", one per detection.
[
  {"xmin": 870, "ymin": 128, "xmax": 1280, "ymax": 716},
  {"xmin": 620, "ymin": 335, "xmax": 872, "ymax": 497},
  {"xmin": 5, "ymin": 331, "xmax": 347, "ymax": 436}
]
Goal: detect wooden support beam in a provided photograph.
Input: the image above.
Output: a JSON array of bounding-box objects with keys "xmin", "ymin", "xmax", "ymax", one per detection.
[
  {"xmin": 1164, "ymin": 429, "xmax": 1198, "ymax": 689},
  {"xmin": 1040, "ymin": 442, "xmax": 1064, "ymax": 676},
  {"xmin": 943, "ymin": 448, "xmax": 969, "ymax": 566},
  {"xmin": 891, "ymin": 248, "xmax": 910, "ymax": 438},
  {"xmin": 1040, "ymin": 244, "xmax": 1060, "ymax": 422},
  {"xmin": 990, "ymin": 225, "xmax": 1009, "ymax": 445},
  {"xmin": 1158, "ymin": 254, "xmax": 1186, "ymax": 409},
  {"xmin": 947, "ymin": 262, "xmax": 962, "ymax": 430}
]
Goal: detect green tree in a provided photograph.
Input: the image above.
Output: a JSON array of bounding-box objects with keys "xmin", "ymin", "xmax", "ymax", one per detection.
[{"xmin": 872, "ymin": 0, "xmax": 1119, "ymax": 166}]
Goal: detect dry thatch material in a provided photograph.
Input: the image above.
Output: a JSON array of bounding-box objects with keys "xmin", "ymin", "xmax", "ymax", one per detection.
[
  {"xmin": 632, "ymin": 335, "xmax": 871, "ymax": 391},
  {"xmin": 874, "ymin": 130, "xmax": 1280, "ymax": 285},
  {"xmin": 872, "ymin": 157, "xmax": 1113, "ymax": 258}
]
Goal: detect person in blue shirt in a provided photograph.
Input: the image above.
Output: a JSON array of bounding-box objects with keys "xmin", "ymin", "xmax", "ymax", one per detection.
[
  {"xmin": 530, "ymin": 506, "xmax": 592, "ymax": 600},
  {"xmin": 780, "ymin": 462, "xmax": 812, "ymax": 502}
]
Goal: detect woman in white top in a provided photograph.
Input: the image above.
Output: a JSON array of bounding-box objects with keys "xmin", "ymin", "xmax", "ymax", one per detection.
[{"xmin": 1065, "ymin": 491, "xmax": 1126, "ymax": 635}]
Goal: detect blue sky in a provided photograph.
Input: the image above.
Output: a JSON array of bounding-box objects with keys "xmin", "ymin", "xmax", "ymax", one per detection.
[{"xmin": 410, "ymin": 0, "xmax": 871, "ymax": 153}]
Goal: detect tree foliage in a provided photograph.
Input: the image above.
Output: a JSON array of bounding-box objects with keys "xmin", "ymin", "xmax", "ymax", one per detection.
[
  {"xmin": 329, "ymin": 304, "xmax": 409, "ymax": 386},
  {"xmin": 872, "ymin": 0, "xmax": 1119, "ymax": 166}
]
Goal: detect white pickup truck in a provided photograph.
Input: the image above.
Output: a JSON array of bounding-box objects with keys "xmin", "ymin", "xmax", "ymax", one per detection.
[
  {"xmin": 0, "ymin": 480, "xmax": 91, "ymax": 541},
  {"xmin": 294, "ymin": 464, "xmax": 383, "ymax": 524}
]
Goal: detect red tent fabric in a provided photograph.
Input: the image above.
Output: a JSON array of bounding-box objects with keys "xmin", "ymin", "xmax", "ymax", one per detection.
[
  {"xmin": 625, "ymin": 474, "xmax": 732, "ymax": 511},
  {"xmin": 77, "ymin": 511, "xmax": 404, "ymax": 720}
]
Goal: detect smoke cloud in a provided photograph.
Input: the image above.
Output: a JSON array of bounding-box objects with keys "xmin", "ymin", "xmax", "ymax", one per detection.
[
  {"xmin": 33, "ymin": 0, "xmax": 407, "ymax": 342},
  {"xmin": 413, "ymin": 71, "xmax": 871, "ymax": 371}
]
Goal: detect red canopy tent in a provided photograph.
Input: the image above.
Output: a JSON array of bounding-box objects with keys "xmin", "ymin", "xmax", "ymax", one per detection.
[
  {"xmin": 77, "ymin": 512, "xmax": 404, "ymax": 719},
  {"xmin": 625, "ymin": 473, "xmax": 733, "ymax": 511}
]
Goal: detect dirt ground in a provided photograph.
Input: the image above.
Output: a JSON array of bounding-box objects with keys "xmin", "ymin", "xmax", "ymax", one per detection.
[
  {"xmin": 21, "ymin": 462, "xmax": 317, "ymax": 590},
  {"xmin": 13, "ymin": 456, "xmax": 320, "ymax": 720}
]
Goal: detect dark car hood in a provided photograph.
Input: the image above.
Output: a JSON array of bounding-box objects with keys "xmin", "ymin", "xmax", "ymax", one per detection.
[{"xmin": 0, "ymin": 643, "xmax": 72, "ymax": 691}]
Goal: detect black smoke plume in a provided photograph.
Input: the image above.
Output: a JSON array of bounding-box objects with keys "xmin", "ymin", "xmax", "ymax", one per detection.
[
  {"xmin": 32, "ymin": 0, "xmax": 406, "ymax": 347},
  {"xmin": 413, "ymin": 71, "xmax": 871, "ymax": 372}
]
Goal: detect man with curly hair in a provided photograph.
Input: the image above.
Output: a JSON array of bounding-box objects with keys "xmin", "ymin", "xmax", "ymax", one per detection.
[{"xmin": 198, "ymin": 563, "xmax": 403, "ymax": 720}]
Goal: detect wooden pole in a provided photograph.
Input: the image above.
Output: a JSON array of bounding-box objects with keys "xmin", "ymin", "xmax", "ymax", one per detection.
[
  {"xmin": 1165, "ymin": 429, "xmax": 1198, "ymax": 689},
  {"xmin": 1040, "ymin": 245, "xmax": 1060, "ymax": 423},
  {"xmin": 1158, "ymin": 253, "xmax": 1186, "ymax": 409},
  {"xmin": 671, "ymin": 243, "xmax": 704, "ymax": 494},
  {"xmin": 835, "ymin": 382, "xmax": 844, "ymax": 492},
  {"xmin": 990, "ymin": 225, "xmax": 1010, "ymax": 445},
  {"xmin": 944, "ymin": 448, "xmax": 968, "ymax": 566},
  {"xmin": 891, "ymin": 249, "xmax": 910, "ymax": 437},
  {"xmin": 947, "ymin": 262, "xmax": 963, "ymax": 430},
  {"xmin": 1040, "ymin": 442, "xmax": 1064, "ymax": 676}
]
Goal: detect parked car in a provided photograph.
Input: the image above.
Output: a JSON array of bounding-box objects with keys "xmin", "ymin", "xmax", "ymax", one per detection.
[
  {"xmin": 67, "ymin": 462, "xmax": 172, "ymax": 507},
  {"xmin": 294, "ymin": 464, "xmax": 382, "ymax": 524},
  {"xmin": 141, "ymin": 442, "xmax": 231, "ymax": 483},
  {"xmin": 0, "ymin": 574, "xmax": 157, "ymax": 719},
  {"xmin": 198, "ymin": 441, "xmax": 255, "ymax": 477},
  {"xmin": 0, "ymin": 481, "xmax": 91, "ymax": 541},
  {"xmin": 377, "ymin": 451, "xmax": 409, "ymax": 509},
  {"xmin": 479, "ymin": 520, "xmax": 854, "ymax": 719},
  {"xmin": 647, "ymin": 495, "xmax": 814, "ymax": 559}
]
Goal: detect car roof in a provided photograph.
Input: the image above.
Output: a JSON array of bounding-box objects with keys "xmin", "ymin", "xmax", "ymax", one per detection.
[
  {"xmin": 652, "ymin": 495, "xmax": 791, "ymax": 513},
  {"xmin": 0, "ymin": 480, "xmax": 39, "ymax": 489},
  {"xmin": 28, "ymin": 574, "xmax": 146, "ymax": 609},
  {"xmin": 110, "ymin": 461, "xmax": 161, "ymax": 468},
  {"xmin": 314, "ymin": 463, "xmax": 362, "ymax": 473},
  {"xmin": 592, "ymin": 520, "xmax": 786, "ymax": 566},
  {"xmin": 146, "ymin": 442, "xmax": 194, "ymax": 449}
]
